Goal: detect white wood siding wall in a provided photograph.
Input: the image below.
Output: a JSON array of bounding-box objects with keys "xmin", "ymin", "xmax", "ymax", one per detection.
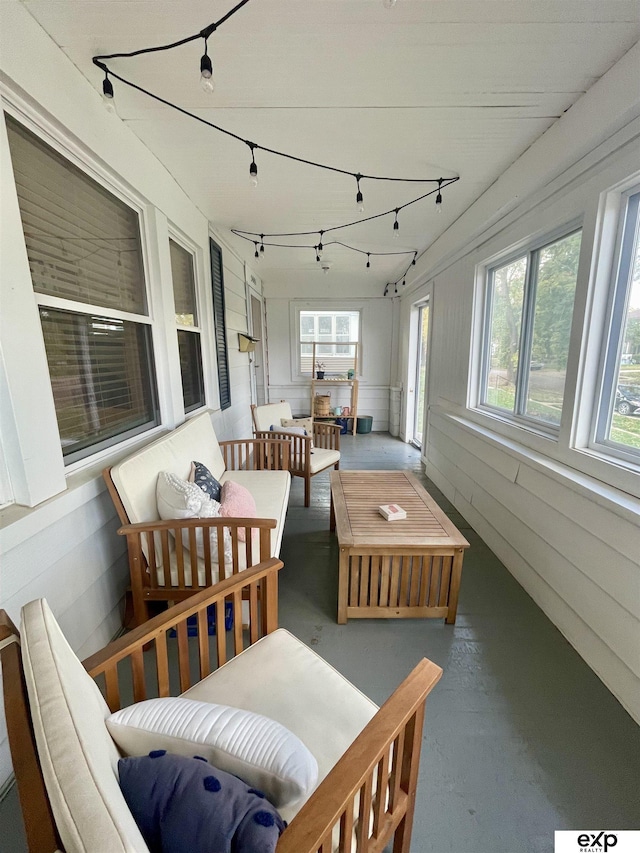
[
  {"xmin": 401, "ymin": 43, "xmax": 640, "ymax": 722},
  {"xmin": 0, "ymin": 4, "xmax": 258, "ymax": 789}
]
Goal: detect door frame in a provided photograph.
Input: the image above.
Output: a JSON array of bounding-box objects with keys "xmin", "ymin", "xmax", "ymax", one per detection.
[
  {"xmin": 405, "ymin": 289, "xmax": 433, "ymax": 450},
  {"xmin": 245, "ymin": 268, "xmax": 268, "ymax": 406}
]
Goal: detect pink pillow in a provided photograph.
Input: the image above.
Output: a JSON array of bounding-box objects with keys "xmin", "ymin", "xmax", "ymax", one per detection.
[{"xmin": 219, "ymin": 481, "xmax": 257, "ymax": 542}]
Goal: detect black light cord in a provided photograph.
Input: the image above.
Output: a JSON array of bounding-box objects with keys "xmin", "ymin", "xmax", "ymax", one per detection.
[
  {"xmin": 233, "ymin": 233, "xmax": 416, "ymax": 257},
  {"xmin": 231, "ymin": 178, "xmax": 458, "ymax": 241},
  {"xmin": 92, "ymin": 0, "xmax": 251, "ymax": 65}
]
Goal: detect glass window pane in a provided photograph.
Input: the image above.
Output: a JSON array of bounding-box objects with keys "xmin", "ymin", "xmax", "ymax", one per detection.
[
  {"xmin": 484, "ymin": 257, "xmax": 527, "ymax": 412},
  {"xmin": 608, "ymin": 214, "xmax": 640, "ymax": 451},
  {"xmin": 300, "ymin": 315, "xmax": 315, "ymax": 337},
  {"xmin": 177, "ymin": 330, "xmax": 205, "ymax": 412},
  {"xmin": 170, "ymin": 240, "xmax": 197, "ymax": 326},
  {"xmin": 318, "ymin": 316, "xmax": 332, "ymax": 335},
  {"xmin": 39, "ymin": 307, "xmax": 158, "ymax": 457},
  {"xmin": 6, "ymin": 116, "xmax": 147, "ymax": 315},
  {"xmin": 525, "ymin": 232, "xmax": 581, "ymax": 424}
]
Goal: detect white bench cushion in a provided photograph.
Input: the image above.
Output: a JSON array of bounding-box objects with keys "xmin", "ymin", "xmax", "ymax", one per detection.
[
  {"xmin": 182, "ymin": 628, "xmax": 378, "ymax": 825},
  {"xmin": 21, "ymin": 599, "xmax": 148, "ymax": 853}
]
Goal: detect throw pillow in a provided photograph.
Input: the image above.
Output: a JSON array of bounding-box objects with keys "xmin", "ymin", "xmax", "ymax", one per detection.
[
  {"xmin": 219, "ymin": 481, "xmax": 257, "ymax": 543},
  {"xmin": 156, "ymin": 472, "xmax": 232, "ymax": 565},
  {"xmin": 189, "ymin": 460, "xmax": 222, "ymax": 502},
  {"xmin": 108, "ymin": 696, "xmax": 318, "ymax": 809},
  {"xmin": 119, "ymin": 751, "xmax": 285, "ymax": 853},
  {"xmin": 281, "ymin": 417, "xmax": 314, "ymax": 447}
]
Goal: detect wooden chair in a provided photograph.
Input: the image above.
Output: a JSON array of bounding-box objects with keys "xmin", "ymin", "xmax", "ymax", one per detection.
[
  {"xmin": 1, "ymin": 561, "xmax": 443, "ymax": 853},
  {"xmin": 251, "ymin": 401, "xmax": 341, "ymax": 507}
]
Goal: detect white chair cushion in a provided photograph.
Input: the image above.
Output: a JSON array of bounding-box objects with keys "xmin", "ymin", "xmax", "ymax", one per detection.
[
  {"xmin": 252, "ymin": 401, "xmax": 293, "ymax": 433},
  {"xmin": 181, "ymin": 628, "xmax": 378, "ymax": 825},
  {"xmin": 21, "ymin": 599, "xmax": 148, "ymax": 853},
  {"xmin": 309, "ymin": 446, "xmax": 341, "ymax": 474},
  {"xmin": 106, "ymin": 697, "xmax": 318, "ymax": 809}
]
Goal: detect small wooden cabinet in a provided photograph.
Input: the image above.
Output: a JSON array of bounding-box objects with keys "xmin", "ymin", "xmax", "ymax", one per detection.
[{"xmin": 310, "ymin": 341, "xmax": 359, "ymax": 435}]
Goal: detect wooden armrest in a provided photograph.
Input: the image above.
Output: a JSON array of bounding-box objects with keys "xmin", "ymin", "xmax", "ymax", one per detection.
[
  {"xmin": 313, "ymin": 420, "xmax": 341, "ymax": 450},
  {"xmin": 220, "ymin": 437, "xmax": 290, "ymax": 471},
  {"xmin": 84, "ymin": 559, "xmax": 283, "ymax": 709},
  {"xmin": 117, "ymin": 516, "xmax": 277, "ymax": 536},
  {"xmin": 277, "ymin": 657, "xmax": 442, "ymax": 853}
]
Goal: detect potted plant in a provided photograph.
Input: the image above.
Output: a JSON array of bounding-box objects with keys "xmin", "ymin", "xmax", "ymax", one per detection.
[{"xmin": 315, "ymin": 360, "xmax": 326, "ymax": 379}]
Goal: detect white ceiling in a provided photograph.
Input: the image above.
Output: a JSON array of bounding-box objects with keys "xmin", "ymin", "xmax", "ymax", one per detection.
[{"xmin": 19, "ymin": 0, "xmax": 640, "ymax": 289}]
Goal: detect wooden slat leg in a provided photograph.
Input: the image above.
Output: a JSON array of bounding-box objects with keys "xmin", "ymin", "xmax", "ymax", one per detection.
[
  {"xmin": 445, "ymin": 549, "xmax": 465, "ymax": 624},
  {"xmin": 337, "ymin": 548, "xmax": 350, "ymax": 624}
]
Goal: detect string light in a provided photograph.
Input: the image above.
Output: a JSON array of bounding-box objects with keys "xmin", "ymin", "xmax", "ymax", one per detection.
[
  {"xmin": 253, "ymin": 242, "xmax": 259, "ymax": 260},
  {"xmin": 102, "ymin": 72, "xmax": 114, "ymax": 100},
  {"xmin": 366, "ymin": 253, "xmax": 371, "ymax": 270},
  {"xmin": 200, "ymin": 38, "xmax": 214, "ymax": 93},
  {"xmin": 92, "ymin": 2, "xmax": 460, "ymax": 298},
  {"xmin": 355, "ymin": 174, "xmax": 364, "ymax": 212},
  {"xmin": 412, "ymin": 252, "xmax": 417, "ymax": 265},
  {"xmin": 435, "ymin": 177, "xmax": 443, "ymax": 213},
  {"xmin": 248, "ymin": 143, "xmax": 258, "ymax": 187}
]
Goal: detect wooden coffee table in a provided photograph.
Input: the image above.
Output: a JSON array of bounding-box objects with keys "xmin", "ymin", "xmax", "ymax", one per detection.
[{"xmin": 330, "ymin": 470, "xmax": 469, "ymax": 624}]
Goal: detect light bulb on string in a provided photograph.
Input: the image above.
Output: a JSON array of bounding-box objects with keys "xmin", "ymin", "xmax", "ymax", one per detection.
[
  {"xmin": 200, "ymin": 39, "xmax": 214, "ymax": 93},
  {"xmin": 393, "ymin": 209, "xmax": 400, "ymax": 239},
  {"xmin": 394, "ymin": 283, "xmax": 398, "ymax": 294},
  {"xmin": 317, "ymin": 231, "xmax": 324, "ymax": 258},
  {"xmin": 435, "ymin": 178, "xmax": 443, "ymax": 213},
  {"xmin": 259, "ymin": 235, "xmax": 265, "ymax": 258},
  {"xmin": 384, "ymin": 285, "xmax": 389, "ymax": 296},
  {"xmin": 254, "ymin": 242, "xmax": 259, "ymax": 260},
  {"xmin": 412, "ymin": 252, "xmax": 417, "ymax": 266},
  {"xmin": 366, "ymin": 253, "xmax": 371, "ymax": 271},
  {"xmin": 248, "ymin": 144, "xmax": 258, "ymax": 187},
  {"xmin": 315, "ymin": 247, "xmax": 321, "ymax": 263},
  {"xmin": 102, "ymin": 72, "xmax": 116, "ymax": 112},
  {"xmin": 355, "ymin": 174, "xmax": 364, "ymax": 212}
]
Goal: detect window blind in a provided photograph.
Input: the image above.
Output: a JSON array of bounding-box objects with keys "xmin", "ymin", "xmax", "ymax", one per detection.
[
  {"xmin": 39, "ymin": 308, "xmax": 158, "ymax": 457},
  {"xmin": 169, "ymin": 239, "xmax": 197, "ymax": 325},
  {"xmin": 6, "ymin": 116, "xmax": 146, "ymax": 315},
  {"xmin": 209, "ymin": 238, "xmax": 231, "ymax": 410}
]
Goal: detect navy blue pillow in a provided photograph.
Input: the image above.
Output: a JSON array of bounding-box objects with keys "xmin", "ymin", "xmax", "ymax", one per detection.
[
  {"xmin": 190, "ymin": 460, "xmax": 222, "ymax": 502},
  {"xmin": 118, "ymin": 751, "xmax": 285, "ymax": 853}
]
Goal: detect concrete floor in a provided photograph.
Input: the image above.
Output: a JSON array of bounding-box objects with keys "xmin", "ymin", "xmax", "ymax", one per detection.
[{"xmin": 1, "ymin": 432, "xmax": 639, "ymax": 852}]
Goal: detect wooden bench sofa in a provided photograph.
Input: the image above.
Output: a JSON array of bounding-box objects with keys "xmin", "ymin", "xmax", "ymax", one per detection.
[
  {"xmin": 1, "ymin": 560, "xmax": 443, "ymax": 853},
  {"xmin": 103, "ymin": 411, "xmax": 291, "ymax": 626}
]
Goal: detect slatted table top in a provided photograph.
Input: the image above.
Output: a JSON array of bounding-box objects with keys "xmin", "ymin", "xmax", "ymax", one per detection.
[{"xmin": 331, "ymin": 470, "xmax": 470, "ymax": 550}]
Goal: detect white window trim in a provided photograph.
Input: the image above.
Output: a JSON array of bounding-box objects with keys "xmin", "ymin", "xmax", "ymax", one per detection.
[
  {"xmin": 0, "ymin": 89, "xmax": 173, "ymax": 502},
  {"xmin": 289, "ymin": 300, "xmax": 364, "ymax": 383},
  {"xmin": 167, "ymin": 227, "xmax": 211, "ymax": 415},
  {"xmin": 585, "ymin": 177, "xmax": 640, "ymax": 468},
  {"xmin": 474, "ymin": 220, "xmax": 583, "ymax": 437}
]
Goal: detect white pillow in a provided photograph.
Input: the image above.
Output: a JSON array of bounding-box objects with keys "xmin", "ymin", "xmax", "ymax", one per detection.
[
  {"xmin": 106, "ymin": 697, "xmax": 318, "ymax": 808},
  {"xmin": 270, "ymin": 424, "xmax": 308, "ymax": 439},
  {"xmin": 156, "ymin": 472, "xmax": 232, "ymax": 563}
]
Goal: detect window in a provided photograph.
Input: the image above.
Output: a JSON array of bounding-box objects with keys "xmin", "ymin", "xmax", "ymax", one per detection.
[
  {"xmin": 169, "ymin": 239, "xmax": 204, "ymax": 412},
  {"xmin": 479, "ymin": 228, "xmax": 582, "ymax": 429},
  {"xmin": 594, "ymin": 188, "xmax": 640, "ymax": 459},
  {"xmin": 209, "ymin": 238, "xmax": 230, "ymax": 410},
  {"xmin": 299, "ymin": 310, "xmax": 360, "ymax": 375},
  {"xmin": 5, "ymin": 116, "xmax": 159, "ymax": 462}
]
